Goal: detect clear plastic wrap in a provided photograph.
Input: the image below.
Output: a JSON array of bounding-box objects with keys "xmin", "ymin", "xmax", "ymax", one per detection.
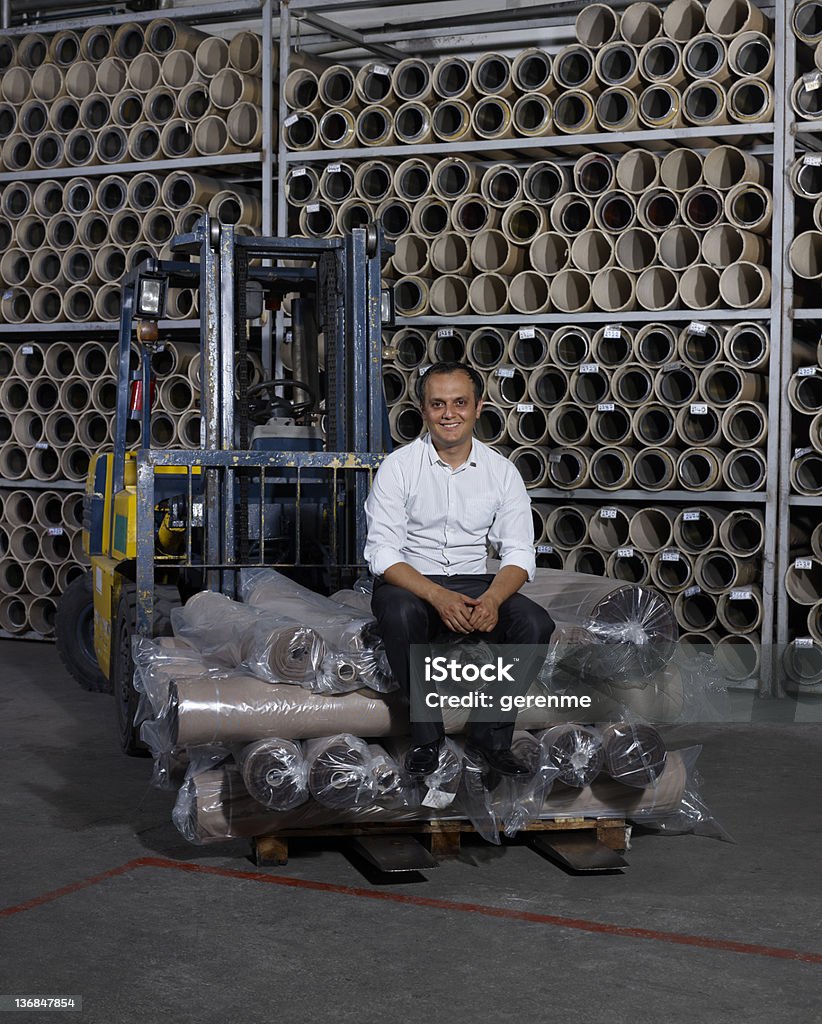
[
  {"xmin": 305, "ymin": 733, "xmax": 377, "ymax": 810},
  {"xmin": 242, "ymin": 568, "xmax": 396, "ymax": 693},
  {"xmin": 536, "ymin": 724, "xmax": 605, "ymax": 789},
  {"xmin": 366, "ymin": 743, "xmax": 420, "ymax": 812},
  {"xmin": 170, "ymin": 744, "xmax": 704, "ymax": 845},
  {"xmin": 490, "ymin": 560, "xmax": 678, "ymax": 682},
  {"xmin": 496, "ymin": 731, "xmax": 560, "ymax": 838},
  {"xmin": 237, "ymin": 738, "xmax": 309, "ymax": 812},
  {"xmin": 600, "ymin": 721, "xmax": 668, "ymax": 788},
  {"xmin": 171, "ymin": 590, "xmax": 329, "ymax": 688}
]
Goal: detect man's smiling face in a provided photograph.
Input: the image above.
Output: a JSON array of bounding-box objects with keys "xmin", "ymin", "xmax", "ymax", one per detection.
[{"xmin": 420, "ymin": 369, "xmax": 483, "ymax": 453}]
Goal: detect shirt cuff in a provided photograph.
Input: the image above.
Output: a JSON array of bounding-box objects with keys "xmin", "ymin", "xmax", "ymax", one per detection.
[
  {"xmin": 498, "ymin": 551, "xmax": 536, "ymax": 583},
  {"xmin": 366, "ymin": 546, "xmax": 405, "ymax": 578}
]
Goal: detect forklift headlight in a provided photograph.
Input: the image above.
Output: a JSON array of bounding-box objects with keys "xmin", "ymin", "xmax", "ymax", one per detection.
[{"xmin": 136, "ymin": 274, "xmax": 167, "ymax": 319}]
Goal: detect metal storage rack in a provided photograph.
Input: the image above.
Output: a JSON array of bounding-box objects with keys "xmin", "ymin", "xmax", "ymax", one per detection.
[
  {"xmin": 0, "ymin": 0, "xmax": 276, "ymax": 639},
  {"xmin": 776, "ymin": 0, "xmax": 822, "ymax": 695},
  {"xmin": 277, "ymin": 0, "xmax": 786, "ymax": 696}
]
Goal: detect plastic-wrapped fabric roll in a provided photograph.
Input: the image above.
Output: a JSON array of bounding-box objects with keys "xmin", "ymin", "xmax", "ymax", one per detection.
[
  {"xmin": 306, "ymin": 734, "xmax": 376, "ymax": 810},
  {"xmin": 491, "ymin": 560, "xmax": 678, "ymax": 679},
  {"xmin": 238, "ymin": 619, "xmax": 328, "ymax": 688},
  {"xmin": 132, "ymin": 635, "xmax": 217, "ymax": 719},
  {"xmin": 601, "ymin": 721, "xmax": 667, "ymax": 787},
  {"xmin": 169, "ymin": 675, "xmax": 408, "ymax": 746},
  {"xmin": 237, "ymin": 737, "xmax": 309, "ymax": 811},
  {"xmin": 389, "ymin": 737, "xmax": 462, "ymax": 810},
  {"xmin": 242, "ymin": 568, "xmax": 394, "ymax": 691},
  {"xmin": 172, "ymin": 750, "xmax": 691, "ymax": 843},
  {"xmin": 172, "ymin": 590, "xmax": 327, "ymax": 688},
  {"xmin": 537, "ymin": 724, "xmax": 605, "ymax": 788},
  {"xmin": 367, "ymin": 743, "xmax": 420, "ymax": 811}
]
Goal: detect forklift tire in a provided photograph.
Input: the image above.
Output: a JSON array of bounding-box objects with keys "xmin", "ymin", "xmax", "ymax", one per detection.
[
  {"xmin": 55, "ymin": 571, "xmax": 111, "ymax": 694},
  {"xmin": 113, "ymin": 583, "xmax": 179, "ymax": 757}
]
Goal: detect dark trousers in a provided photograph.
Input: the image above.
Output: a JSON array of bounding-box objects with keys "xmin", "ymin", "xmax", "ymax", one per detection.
[{"xmin": 371, "ymin": 574, "xmax": 555, "ymax": 749}]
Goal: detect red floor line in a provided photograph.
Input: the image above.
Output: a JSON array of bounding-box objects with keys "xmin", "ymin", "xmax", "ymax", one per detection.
[
  {"xmin": 0, "ymin": 859, "xmax": 144, "ymax": 918},
  {"xmin": 3, "ymin": 854, "xmax": 822, "ymax": 968},
  {"xmin": 138, "ymin": 857, "xmax": 822, "ymax": 966}
]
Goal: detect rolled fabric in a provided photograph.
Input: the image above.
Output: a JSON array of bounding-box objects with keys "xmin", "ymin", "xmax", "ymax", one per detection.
[
  {"xmin": 536, "ymin": 724, "xmax": 605, "ymax": 788},
  {"xmin": 242, "ymin": 568, "xmax": 394, "ymax": 691},
  {"xmin": 173, "ymin": 590, "xmax": 328, "ymax": 688},
  {"xmin": 601, "ymin": 722, "xmax": 668, "ymax": 787},
  {"xmin": 389, "ymin": 736, "xmax": 462, "ymax": 810},
  {"xmin": 172, "ymin": 750, "xmax": 689, "ymax": 843},
  {"xmin": 242, "ymin": 621, "xmax": 328, "ymax": 687},
  {"xmin": 170, "ymin": 675, "xmax": 408, "ymax": 746},
  {"xmin": 306, "ymin": 734, "xmax": 375, "ymax": 810},
  {"xmin": 367, "ymin": 743, "xmax": 420, "ymax": 811},
  {"xmin": 491, "ymin": 561, "xmax": 678, "ymax": 680},
  {"xmin": 237, "ymin": 737, "xmax": 309, "ymax": 811}
]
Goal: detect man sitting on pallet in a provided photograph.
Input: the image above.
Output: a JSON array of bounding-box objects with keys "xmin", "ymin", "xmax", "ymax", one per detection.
[{"xmin": 364, "ymin": 360, "xmax": 555, "ymax": 779}]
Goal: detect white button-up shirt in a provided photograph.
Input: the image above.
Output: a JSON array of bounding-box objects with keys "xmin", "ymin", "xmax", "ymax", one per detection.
[{"xmin": 364, "ymin": 434, "xmax": 536, "ymax": 580}]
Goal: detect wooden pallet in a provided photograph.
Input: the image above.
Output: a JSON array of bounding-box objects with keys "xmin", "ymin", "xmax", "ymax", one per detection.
[{"xmin": 252, "ymin": 816, "xmax": 629, "ymax": 867}]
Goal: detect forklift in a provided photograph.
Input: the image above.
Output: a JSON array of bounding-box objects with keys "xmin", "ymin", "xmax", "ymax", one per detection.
[{"xmin": 55, "ymin": 214, "xmax": 392, "ymax": 755}]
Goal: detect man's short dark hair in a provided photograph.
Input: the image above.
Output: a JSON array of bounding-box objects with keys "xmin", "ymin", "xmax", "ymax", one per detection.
[{"xmin": 415, "ymin": 361, "xmax": 484, "ymax": 405}]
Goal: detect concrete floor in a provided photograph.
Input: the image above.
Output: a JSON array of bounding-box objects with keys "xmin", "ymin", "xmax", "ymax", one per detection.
[{"xmin": 2, "ymin": 638, "xmax": 822, "ymax": 1024}]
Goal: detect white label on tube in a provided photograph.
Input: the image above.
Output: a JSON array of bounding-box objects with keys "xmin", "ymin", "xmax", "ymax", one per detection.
[
  {"xmin": 600, "ymin": 508, "xmax": 617, "ymax": 519},
  {"xmin": 795, "ymin": 558, "xmax": 813, "ymax": 570},
  {"xmin": 327, "ymin": 163, "xmax": 341, "ymax": 174},
  {"xmin": 661, "ymin": 549, "xmax": 680, "ymax": 562},
  {"xmin": 690, "ymin": 403, "xmax": 708, "ymax": 415},
  {"xmin": 306, "ymin": 203, "xmax": 321, "ymax": 213},
  {"xmin": 437, "ymin": 327, "xmax": 454, "ymax": 338},
  {"xmin": 798, "ymin": 366, "xmax": 817, "ymax": 376},
  {"xmin": 796, "ymin": 637, "xmax": 814, "ymax": 648},
  {"xmin": 519, "ymin": 326, "xmax": 535, "ymax": 339},
  {"xmin": 684, "ymin": 586, "xmax": 701, "ymax": 597},
  {"xmin": 536, "ymin": 544, "xmax": 554, "ymax": 554},
  {"xmin": 516, "ymin": 403, "xmax": 534, "ymax": 413},
  {"xmin": 804, "ymin": 154, "xmax": 822, "ymax": 167},
  {"xmin": 291, "ymin": 166, "xmax": 307, "ymax": 177},
  {"xmin": 418, "ymin": 364, "xmax": 431, "ymax": 375},
  {"xmin": 21, "ymin": 345, "xmax": 33, "ymax": 354},
  {"xmin": 804, "ymin": 71, "xmax": 822, "ymax": 91},
  {"xmin": 603, "ymin": 325, "xmax": 622, "ymax": 339},
  {"xmin": 284, "ymin": 114, "xmax": 298, "ymax": 127},
  {"xmin": 597, "ymin": 402, "xmax": 615, "ymax": 412},
  {"xmin": 794, "ymin": 446, "xmax": 813, "ymax": 460},
  {"xmin": 34, "ymin": 442, "xmax": 49, "ymax": 450},
  {"xmin": 373, "ymin": 64, "xmax": 391, "ymax": 76},
  {"xmin": 730, "ymin": 590, "xmax": 752, "ymax": 601},
  {"xmin": 496, "ymin": 367, "xmax": 515, "ymax": 378},
  {"xmin": 683, "ymin": 511, "xmax": 700, "ymax": 521},
  {"xmin": 617, "ymin": 547, "xmax": 634, "ymax": 558},
  {"xmin": 47, "ymin": 527, "xmax": 64, "ymax": 536},
  {"xmin": 687, "ymin": 321, "xmax": 708, "ymax": 336}
]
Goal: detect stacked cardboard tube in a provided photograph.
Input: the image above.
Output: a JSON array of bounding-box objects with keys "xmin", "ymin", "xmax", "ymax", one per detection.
[
  {"xmin": 290, "ymin": 147, "xmax": 773, "ymax": 315},
  {"xmin": 0, "ymin": 336, "xmax": 262, "ymax": 637},
  {"xmin": 0, "ymin": 172, "xmax": 258, "ymax": 325},
  {"xmin": 283, "ymin": 0, "xmax": 773, "ymax": 152},
  {"xmin": 0, "ymin": 21, "xmax": 265, "ymax": 169},
  {"xmin": 0, "ymin": 485, "xmax": 86, "ymax": 637}
]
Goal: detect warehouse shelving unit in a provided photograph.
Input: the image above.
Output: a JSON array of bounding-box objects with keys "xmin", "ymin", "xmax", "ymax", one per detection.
[
  {"xmin": 0, "ymin": 0, "xmax": 276, "ymax": 639},
  {"xmin": 776, "ymin": 0, "xmax": 822, "ymax": 695},
  {"xmin": 276, "ymin": 0, "xmax": 786, "ymax": 695}
]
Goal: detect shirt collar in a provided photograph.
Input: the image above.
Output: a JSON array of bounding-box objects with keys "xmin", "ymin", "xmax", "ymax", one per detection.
[{"xmin": 423, "ymin": 433, "xmax": 479, "ymax": 469}]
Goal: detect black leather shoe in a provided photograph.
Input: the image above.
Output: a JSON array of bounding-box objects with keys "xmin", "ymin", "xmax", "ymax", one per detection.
[
  {"xmin": 404, "ymin": 740, "xmax": 442, "ymax": 778},
  {"xmin": 465, "ymin": 744, "xmax": 531, "ymax": 777}
]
